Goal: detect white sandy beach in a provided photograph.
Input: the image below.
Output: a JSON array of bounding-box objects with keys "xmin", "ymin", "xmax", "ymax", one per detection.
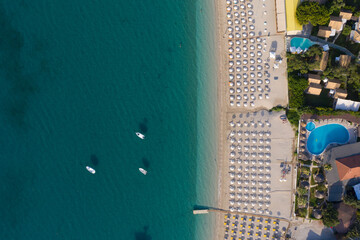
[{"xmin": 213, "ymin": 0, "xmax": 294, "ymax": 238}]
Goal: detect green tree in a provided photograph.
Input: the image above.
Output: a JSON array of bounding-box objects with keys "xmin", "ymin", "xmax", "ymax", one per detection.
[
  {"xmin": 288, "ymin": 75, "xmax": 308, "ymax": 108},
  {"xmin": 324, "ymin": 164, "xmax": 332, "ymax": 171},
  {"xmin": 342, "ymin": 25, "xmax": 352, "ymax": 36},
  {"xmin": 328, "ymin": 0, "xmax": 345, "ymax": 14},
  {"xmin": 322, "ymin": 203, "xmax": 339, "ymax": 227},
  {"xmin": 296, "ymin": 1, "xmax": 330, "ymax": 26}
]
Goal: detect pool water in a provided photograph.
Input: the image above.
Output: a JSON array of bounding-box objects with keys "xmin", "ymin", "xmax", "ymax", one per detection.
[
  {"xmin": 306, "ymin": 122, "xmax": 316, "ymax": 131},
  {"xmin": 291, "ymin": 37, "xmax": 315, "ymax": 50},
  {"xmin": 307, "ymin": 124, "xmax": 349, "ymax": 155}
]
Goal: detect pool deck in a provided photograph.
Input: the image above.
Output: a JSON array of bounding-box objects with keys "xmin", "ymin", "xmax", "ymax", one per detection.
[{"xmin": 298, "ymin": 118, "xmax": 359, "ymax": 160}]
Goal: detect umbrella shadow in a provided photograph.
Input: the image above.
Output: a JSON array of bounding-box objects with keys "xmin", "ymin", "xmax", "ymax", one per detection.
[
  {"xmin": 142, "ymin": 157, "xmax": 150, "ymax": 169},
  {"xmin": 90, "ymin": 154, "xmax": 99, "ymax": 166},
  {"xmin": 134, "ymin": 226, "xmax": 152, "ymax": 240},
  {"xmin": 139, "ymin": 118, "xmax": 148, "ymax": 134}
]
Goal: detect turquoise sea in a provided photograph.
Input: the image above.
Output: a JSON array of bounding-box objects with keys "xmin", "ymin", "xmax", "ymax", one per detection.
[{"xmin": 0, "ymin": 1, "xmax": 217, "ymax": 239}]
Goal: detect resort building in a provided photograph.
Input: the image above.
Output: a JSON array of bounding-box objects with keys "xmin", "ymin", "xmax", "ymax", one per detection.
[
  {"xmin": 353, "ymin": 183, "xmax": 360, "ymax": 200},
  {"xmin": 307, "ymin": 73, "xmax": 321, "ymax": 84},
  {"xmin": 339, "ymin": 9, "xmax": 353, "ymax": 22},
  {"xmin": 334, "ymin": 98, "xmax": 360, "ymax": 111},
  {"xmin": 317, "ymin": 26, "xmax": 332, "ymax": 38},
  {"xmin": 334, "ymin": 89, "xmax": 348, "ymax": 99},
  {"xmin": 350, "ymin": 30, "xmax": 360, "ymax": 43},
  {"xmin": 307, "ymin": 83, "xmax": 322, "ymax": 95},
  {"xmin": 316, "ymin": 51, "xmax": 329, "ymax": 72},
  {"xmin": 339, "ymin": 55, "xmax": 351, "ymax": 68},
  {"xmin": 329, "ymin": 16, "xmax": 344, "ymax": 35},
  {"xmin": 324, "ymin": 142, "xmax": 360, "ymax": 201},
  {"xmin": 325, "ymin": 78, "xmax": 341, "ymax": 89}
]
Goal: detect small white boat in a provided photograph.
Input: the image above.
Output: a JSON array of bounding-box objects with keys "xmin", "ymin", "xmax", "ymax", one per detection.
[
  {"xmin": 136, "ymin": 132, "xmax": 145, "ymax": 139},
  {"xmin": 139, "ymin": 168, "xmax": 147, "ymax": 175},
  {"xmin": 86, "ymin": 166, "xmax": 96, "ymax": 174}
]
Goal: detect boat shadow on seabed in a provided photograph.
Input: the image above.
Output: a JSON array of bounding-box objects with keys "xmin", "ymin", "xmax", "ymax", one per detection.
[{"xmin": 134, "ymin": 226, "xmax": 152, "ymax": 240}]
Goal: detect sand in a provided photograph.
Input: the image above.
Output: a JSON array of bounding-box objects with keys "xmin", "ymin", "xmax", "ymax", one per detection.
[{"xmin": 213, "ymin": 0, "xmax": 294, "ymax": 238}]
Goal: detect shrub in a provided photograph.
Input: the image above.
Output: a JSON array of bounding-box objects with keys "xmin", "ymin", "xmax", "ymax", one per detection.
[{"xmin": 324, "ymin": 164, "xmax": 332, "ymax": 171}]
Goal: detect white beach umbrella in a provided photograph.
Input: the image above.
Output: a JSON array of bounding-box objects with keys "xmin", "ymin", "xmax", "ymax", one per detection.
[
  {"xmin": 230, "ymin": 192, "xmax": 235, "ymax": 198},
  {"xmin": 257, "ymin": 65, "xmax": 262, "ymax": 70},
  {"xmin": 250, "ymin": 52, "xmax": 255, "ymax": 57},
  {"xmin": 265, "ymin": 79, "xmax": 270, "ymax": 84},
  {"xmin": 236, "ymin": 95, "xmax": 241, "ymax": 101},
  {"xmin": 250, "ymin": 59, "xmax": 255, "ymax": 64},
  {"xmin": 247, "ymin": 3, "xmax": 253, "ymax": 8},
  {"xmin": 236, "ymin": 88, "xmax": 241, "ymax": 93},
  {"xmin": 236, "ymin": 60, "xmax": 241, "ymax": 65},
  {"xmin": 226, "ymin": 0, "xmax": 231, "ymax": 5},
  {"xmin": 230, "ymin": 179, "xmax": 236, "ymax": 184},
  {"xmin": 243, "ymin": 46, "xmax": 248, "ymax": 51},
  {"xmin": 234, "ymin": 5, "xmax": 239, "ymax": 10},
  {"xmin": 230, "ymin": 185, "xmax": 235, "ymax": 191},
  {"xmin": 257, "ymin": 72, "xmax": 262, "ymax": 77},
  {"xmin": 236, "ymin": 53, "xmax": 241, "ymax": 58},
  {"xmin": 226, "ymin": 6, "xmax": 232, "ymax": 12},
  {"xmin": 257, "ymin": 51, "xmax": 262, "ymax": 56},
  {"xmin": 236, "ymin": 74, "xmax": 241, "ymax": 79},
  {"xmin": 227, "ymin": 13, "xmax": 232, "ymax": 18},
  {"xmin": 234, "ymin": 12, "xmax": 240, "ymax": 17},
  {"xmin": 241, "ymin": 18, "xmax": 246, "ymax": 23},
  {"xmin": 230, "ymin": 158, "xmax": 235, "ymax": 164},
  {"xmin": 257, "ymin": 58, "xmax": 262, "ymax": 63},
  {"xmin": 249, "ymin": 32, "xmax": 255, "ymax": 37},
  {"xmin": 236, "ymin": 46, "xmax": 241, "ymax": 52},
  {"xmin": 259, "ymin": 139, "xmax": 264, "ymax": 144},
  {"xmin": 229, "ymin": 88, "xmax": 235, "ymax": 94},
  {"xmin": 241, "ymin": 11, "xmax": 246, "ymax": 16},
  {"xmin": 229, "ymin": 54, "xmax": 234, "ymax": 59},
  {"xmin": 229, "ymin": 47, "xmax": 234, "ymax": 53},
  {"xmin": 248, "ymin": 10, "xmax": 253, "ymax": 16},
  {"xmin": 236, "ymin": 102, "xmax": 241, "ymax": 107},
  {"xmin": 235, "ymin": 33, "xmax": 241, "ymax": 38},
  {"xmin": 242, "ymin": 32, "xmax": 248, "ymax": 37},
  {"xmin": 227, "ymin": 20, "xmax": 233, "ymax": 25},
  {"xmin": 265, "ymin": 94, "xmax": 269, "ymax": 99},
  {"xmin": 250, "ymin": 66, "xmax": 255, "ymax": 71},
  {"xmin": 228, "ymin": 34, "xmax": 233, "ymax": 39},
  {"xmin": 236, "ymin": 40, "xmax": 241, "ymax": 45},
  {"xmin": 234, "ymin": 19, "xmax": 240, "ymax": 24},
  {"xmin": 228, "ymin": 27, "xmax": 233, "ymax": 32},
  {"xmin": 230, "ymin": 165, "xmax": 235, "ymax": 171},
  {"xmin": 229, "ymin": 68, "xmax": 234, "ymax": 73},
  {"xmin": 230, "ymin": 172, "xmax": 235, "ymax": 178},
  {"xmin": 228, "ymin": 40, "xmax": 234, "ymax": 46},
  {"xmin": 236, "ymin": 67, "xmax": 241, "ymax": 72},
  {"xmin": 250, "ymin": 73, "xmax": 255, "ymax": 78},
  {"xmin": 230, "ymin": 101, "xmax": 234, "ymax": 106}
]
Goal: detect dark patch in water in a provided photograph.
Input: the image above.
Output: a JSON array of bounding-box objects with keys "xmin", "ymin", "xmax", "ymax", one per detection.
[
  {"xmin": 90, "ymin": 154, "xmax": 99, "ymax": 166},
  {"xmin": 142, "ymin": 157, "xmax": 150, "ymax": 169},
  {"xmin": 134, "ymin": 226, "xmax": 151, "ymax": 240},
  {"xmin": 0, "ymin": 3, "xmax": 46, "ymax": 128},
  {"xmin": 138, "ymin": 118, "xmax": 148, "ymax": 133}
]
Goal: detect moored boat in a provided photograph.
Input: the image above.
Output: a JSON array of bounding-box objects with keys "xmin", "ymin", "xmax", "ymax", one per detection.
[
  {"xmin": 139, "ymin": 168, "xmax": 147, "ymax": 175},
  {"xmin": 136, "ymin": 132, "xmax": 145, "ymax": 139},
  {"xmin": 86, "ymin": 166, "xmax": 96, "ymax": 174}
]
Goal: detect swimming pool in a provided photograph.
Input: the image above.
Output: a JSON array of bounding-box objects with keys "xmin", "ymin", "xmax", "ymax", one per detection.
[
  {"xmin": 307, "ymin": 124, "xmax": 349, "ymax": 155},
  {"xmin": 291, "ymin": 37, "xmax": 315, "ymax": 50},
  {"xmin": 306, "ymin": 122, "xmax": 315, "ymax": 131}
]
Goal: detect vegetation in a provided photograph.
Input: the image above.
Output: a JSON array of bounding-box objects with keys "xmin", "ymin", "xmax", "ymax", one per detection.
[
  {"xmin": 342, "ymin": 25, "xmax": 352, "ymax": 36},
  {"xmin": 324, "ymin": 164, "xmax": 332, "ymax": 171},
  {"xmin": 297, "ymin": 187, "xmax": 308, "ymax": 195},
  {"xmin": 288, "ymin": 75, "xmax": 308, "ymax": 108},
  {"xmin": 346, "ymin": 211, "xmax": 360, "ymax": 238},
  {"xmin": 301, "ymin": 166, "xmax": 310, "ymax": 175},
  {"xmin": 298, "ymin": 196, "xmax": 308, "ymax": 206},
  {"xmin": 322, "ymin": 202, "xmax": 339, "ymax": 227},
  {"xmin": 344, "ymin": 186, "xmax": 360, "ymax": 209},
  {"xmin": 287, "ymin": 45, "xmax": 323, "ymax": 74},
  {"xmin": 296, "ymin": 1, "xmax": 330, "ymax": 26},
  {"xmin": 328, "ymin": 0, "xmax": 346, "ymax": 14}
]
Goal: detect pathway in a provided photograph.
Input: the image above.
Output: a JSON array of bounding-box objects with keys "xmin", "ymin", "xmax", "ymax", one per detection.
[{"xmin": 293, "ymin": 35, "xmax": 355, "ymax": 58}]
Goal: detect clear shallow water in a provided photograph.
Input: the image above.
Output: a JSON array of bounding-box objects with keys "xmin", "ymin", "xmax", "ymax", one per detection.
[
  {"xmin": 290, "ymin": 37, "xmax": 315, "ymax": 50},
  {"xmin": 0, "ymin": 1, "xmax": 216, "ymax": 239},
  {"xmin": 307, "ymin": 124, "xmax": 349, "ymax": 155}
]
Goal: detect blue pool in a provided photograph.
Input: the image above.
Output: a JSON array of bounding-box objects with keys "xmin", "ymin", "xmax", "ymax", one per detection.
[
  {"xmin": 307, "ymin": 124, "xmax": 349, "ymax": 155},
  {"xmin": 306, "ymin": 122, "xmax": 316, "ymax": 131},
  {"xmin": 291, "ymin": 37, "xmax": 315, "ymax": 50}
]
